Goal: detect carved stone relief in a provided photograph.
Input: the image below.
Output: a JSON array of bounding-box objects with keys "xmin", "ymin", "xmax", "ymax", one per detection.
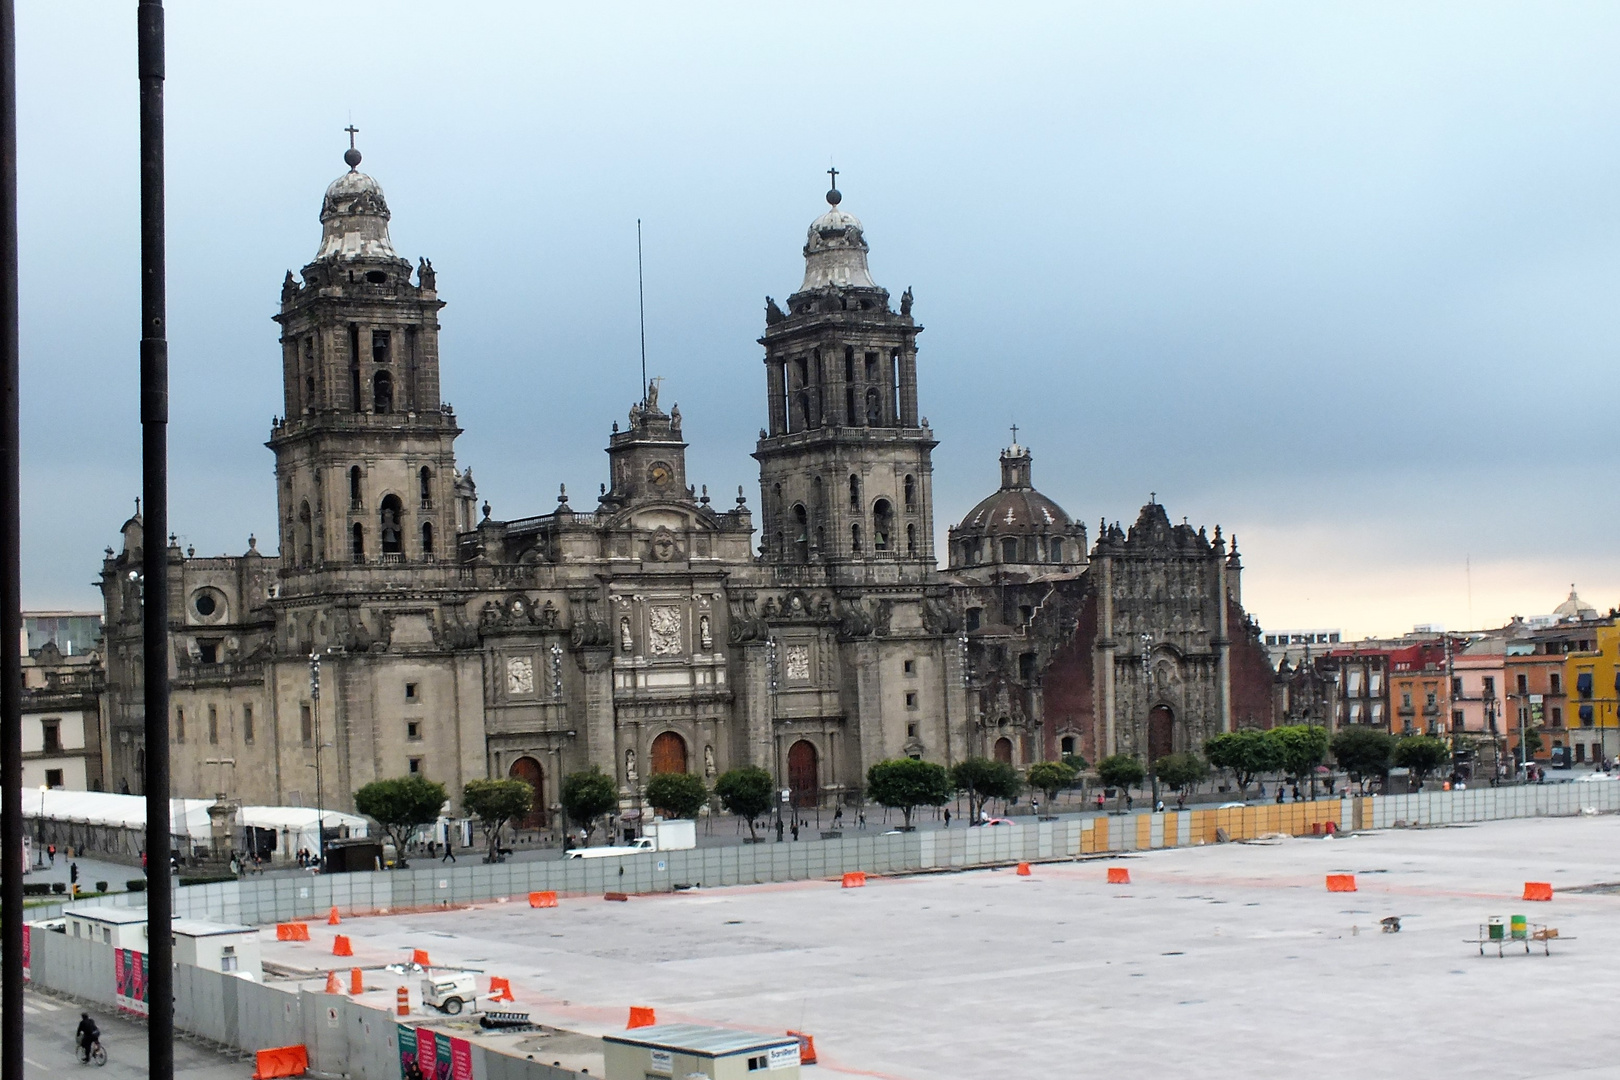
[
  {"xmin": 507, "ymin": 655, "xmax": 534, "ymax": 695},
  {"xmin": 649, "ymin": 605, "xmax": 684, "ymax": 656}
]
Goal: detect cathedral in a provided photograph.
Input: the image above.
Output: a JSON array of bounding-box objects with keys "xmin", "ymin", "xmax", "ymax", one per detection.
[{"xmin": 97, "ymin": 144, "xmax": 1276, "ymax": 830}]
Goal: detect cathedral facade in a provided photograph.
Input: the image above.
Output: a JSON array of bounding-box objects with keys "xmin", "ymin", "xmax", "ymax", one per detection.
[{"xmin": 97, "ymin": 148, "xmax": 1275, "ymax": 829}]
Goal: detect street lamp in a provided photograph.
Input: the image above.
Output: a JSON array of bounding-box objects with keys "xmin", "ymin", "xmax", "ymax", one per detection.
[
  {"xmin": 1140, "ymin": 633, "xmax": 1157, "ymax": 806},
  {"xmin": 309, "ymin": 651, "xmax": 326, "ymax": 869}
]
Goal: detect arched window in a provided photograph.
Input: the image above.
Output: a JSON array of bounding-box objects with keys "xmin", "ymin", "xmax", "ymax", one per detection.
[
  {"xmin": 372, "ymin": 370, "xmax": 393, "ymax": 414},
  {"xmin": 419, "ymin": 466, "xmax": 433, "ymax": 506},
  {"xmin": 906, "ymin": 523, "xmax": 917, "ymax": 558},
  {"xmin": 865, "ymin": 387, "xmax": 882, "ymax": 426},
  {"xmin": 903, "ymin": 475, "xmax": 916, "ymax": 511},
  {"xmin": 298, "ymin": 501, "xmax": 313, "ymax": 567},
  {"xmin": 1001, "ymin": 537, "xmax": 1019, "ymax": 562},
  {"xmin": 851, "ymin": 523, "xmax": 862, "ymax": 553},
  {"xmin": 421, "ymin": 521, "xmax": 434, "ymax": 557},
  {"xmin": 1026, "ymin": 536, "xmax": 1040, "ymax": 562},
  {"xmin": 793, "ymin": 504, "xmax": 809, "ymax": 563},
  {"xmin": 349, "ymin": 466, "xmax": 362, "ymax": 509},
  {"xmin": 1061, "ymin": 735, "xmax": 1077, "ymax": 755},
  {"xmin": 873, "ymin": 499, "xmax": 893, "ymax": 551},
  {"xmin": 848, "ymin": 474, "xmax": 861, "ymax": 512},
  {"xmin": 351, "ymin": 523, "xmax": 365, "ymax": 563},
  {"xmin": 379, "ymin": 494, "xmax": 403, "ymax": 555},
  {"xmin": 1050, "ymin": 537, "xmax": 1064, "ymax": 563}
]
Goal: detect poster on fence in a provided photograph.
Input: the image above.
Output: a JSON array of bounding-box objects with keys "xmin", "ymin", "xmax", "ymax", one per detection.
[
  {"xmin": 449, "ymin": 1037, "xmax": 472, "ymax": 1080},
  {"xmin": 113, "ymin": 948, "xmax": 148, "ymax": 1016},
  {"xmin": 397, "ymin": 1026, "xmax": 417, "ymax": 1079},
  {"xmin": 397, "ymin": 1026, "xmax": 455, "ymax": 1080},
  {"xmin": 21, "ymin": 925, "xmax": 28, "ymax": 981}
]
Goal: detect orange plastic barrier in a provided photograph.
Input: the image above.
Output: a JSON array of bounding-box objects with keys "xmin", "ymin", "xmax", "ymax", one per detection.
[
  {"xmin": 251, "ymin": 1044, "xmax": 309, "ymax": 1079},
  {"xmin": 787, "ymin": 1031, "xmax": 818, "ymax": 1065},
  {"xmin": 1524, "ymin": 881, "xmax": 1553, "ymax": 901},
  {"xmin": 627, "ymin": 1006, "xmax": 657, "ymax": 1029},
  {"xmin": 529, "ymin": 891, "xmax": 558, "ymax": 908},
  {"xmin": 324, "ymin": 971, "xmax": 342, "ymax": 994},
  {"xmin": 604, "ymin": 892, "xmax": 629, "ymax": 902},
  {"xmin": 1015, "ymin": 862, "xmax": 1031, "ymax": 876},
  {"xmin": 275, "ymin": 923, "xmax": 310, "ymax": 942},
  {"xmin": 841, "ymin": 872, "xmax": 866, "ymax": 888},
  {"xmin": 350, "ymin": 968, "xmax": 364, "ymax": 995},
  {"xmin": 332, "ymin": 935, "xmax": 353, "ymax": 957},
  {"xmin": 327, "ymin": 907, "xmax": 341, "ymax": 925},
  {"xmin": 1106, "ymin": 867, "xmax": 1130, "ymax": 885},
  {"xmin": 395, "ymin": 986, "xmax": 409, "ymax": 1016},
  {"xmin": 488, "ymin": 976, "xmax": 515, "ymax": 1002},
  {"xmin": 1326, "ymin": 874, "xmax": 1357, "ymax": 893},
  {"xmin": 412, "ymin": 948, "xmax": 431, "ymax": 967}
]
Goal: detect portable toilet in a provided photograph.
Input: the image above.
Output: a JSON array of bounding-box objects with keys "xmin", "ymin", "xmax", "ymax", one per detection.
[
  {"xmin": 171, "ymin": 919, "xmax": 263, "ymax": 981},
  {"xmin": 603, "ymin": 1024, "xmax": 801, "ymax": 1080}
]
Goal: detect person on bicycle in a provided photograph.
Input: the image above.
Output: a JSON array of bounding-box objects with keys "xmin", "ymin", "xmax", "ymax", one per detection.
[{"xmin": 76, "ymin": 1012, "xmax": 99, "ymax": 1060}]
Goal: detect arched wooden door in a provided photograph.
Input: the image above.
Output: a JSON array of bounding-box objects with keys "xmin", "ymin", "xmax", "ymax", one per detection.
[
  {"xmin": 1148, "ymin": 705, "xmax": 1174, "ymax": 763},
  {"xmin": 787, "ymin": 740, "xmax": 818, "ymax": 808},
  {"xmin": 650, "ymin": 731, "xmax": 688, "ymax": 775},
  {"xmin": 507, "ymin": 756, "xmax": 547, "ymax": 829},
  {"xmin": 994, "ymin": 737, "xmax": 1014, "ymax": 764}
]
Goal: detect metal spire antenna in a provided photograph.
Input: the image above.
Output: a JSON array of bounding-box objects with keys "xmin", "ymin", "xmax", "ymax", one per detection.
[{"xmin": 637, "ymin": 219, "xmax": 647, "ymax": 405}]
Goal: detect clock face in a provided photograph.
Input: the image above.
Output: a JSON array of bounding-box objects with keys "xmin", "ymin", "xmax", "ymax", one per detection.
[{"xmin": 648, "ymin": 461, "xmax": 674, "ymax": 488}]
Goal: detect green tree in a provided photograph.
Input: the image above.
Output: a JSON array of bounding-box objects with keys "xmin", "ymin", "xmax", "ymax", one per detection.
[
  {"xmin": 462, "ymin": 778, "xmax": 533, "ymax": 864},
  {"xmin": 1394, "ymin": 734, "xmax": 1450, "ymax": 790},
  {"xmin": 1269, "ymin": 724, "xmax": 1331, "ymax": 798},
  {"xmin": 1331, "ymin": 727, "xmax": 1394, "ymax": 793},
  {"xmin": 1095, "ymin": 754, "xmax": 1146, "ymax": 812},
  {"xmin": 1520, "ymin": 725, "xmax": 1544, "ymax": 762},
  {"xmin": 560, "ymin": 768, "xmax": 618, "ymax": 845},
  {"xmin": 645, "ymin": 771, "xmax": 709, "ymax": 820},
  {"xmin": 950, "ymin": 757, "xmax": 1022, "ymax": 822},
  {"xmin": 1204, "ymin": 730, "xmax": 1282, "ymax": 796},
  {"xmin": 1060, "ymin": 752, "xmax": 1088, "ymax": 777},
  {"xmin": 866, "ymin": 758, "xmax": 953, "ymax": 828},
  {"xmin": 1152, "ymin": 752, "xmax": 1209, "ymax": 806},
  {"xmin": 714, "ymin": 766, "xmax": 775, "ymax": 841},
  {"xmin": 1026, "ymin": 760, "xmax": 1077, "ymax": 814},
  {"xmin": 353, "ymin": 775, "xmax": 447, "ymax": 868}
]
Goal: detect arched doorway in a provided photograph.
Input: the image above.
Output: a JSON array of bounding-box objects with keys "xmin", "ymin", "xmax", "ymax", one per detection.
[
  {"xmin": 650, "ymin": 731, "xmax": 688, "ymax": 775},
  {"xmin": 507, "ymin": 757, "xmax": 546, "ymax": 830},
  {"xmin": 787, "ymin": 740, "xmax": 818, "ymax": 809},
  {"xmin": 994, "ymin": 737, "xmax": 1014, "ymax": 764},
  {"xmin": 1148, "ymin": 705, "xmax": 1174, "ymax": 763}
]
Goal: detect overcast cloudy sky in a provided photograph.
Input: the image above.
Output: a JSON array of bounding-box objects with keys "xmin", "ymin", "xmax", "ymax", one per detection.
[{"xmin": 15, "ymin": 2, "xmax": 1620, "ymax": 637}]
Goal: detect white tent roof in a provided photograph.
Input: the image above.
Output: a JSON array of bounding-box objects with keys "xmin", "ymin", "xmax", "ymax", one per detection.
[{"xmin": 22, "ymin": 789, "xmax": 366, "ymax": 844}]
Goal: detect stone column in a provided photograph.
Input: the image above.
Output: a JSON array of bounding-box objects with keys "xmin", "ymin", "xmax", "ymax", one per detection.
[
  {"xmin": 1215, "ymin": 553, "xmax": 1232, "ymax": 733},
  {"xmin": 898, "ymin": 349, "xmax": 919, "ymax": 427},
  {"xmin": 577, "ymin": 648, "xmax": 615, "ymax": 773},
  {"xmin": 767, "ymin": 361, "xmax": 787, "ymax": 436},
  {"xmin": 1097, "ymin": 553, "xmax": 1118, "ymax": 757}
]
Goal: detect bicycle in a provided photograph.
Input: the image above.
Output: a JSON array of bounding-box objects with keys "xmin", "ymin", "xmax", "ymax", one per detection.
[{"xmin": 75, "ymin": 1038, "xmax": 107, "ymax": 1067}]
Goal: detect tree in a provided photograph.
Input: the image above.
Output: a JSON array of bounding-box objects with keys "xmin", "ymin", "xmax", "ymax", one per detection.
[
  {"xmin": 1394, "ymin": 734, "xmax": 1450, "ymax": 790},
  {"xmin": 560, "ymin": 768, "xmax": 618, "ymax": 845},
  {"xmin": 866, "ymin": 758, "xmax": 952, "ymax": 828},
  {"xmin": 354, "ymin": 776, "xmax": 447, "ymax": 868},
  {"xmin": 645, "ymin": 772, "xmax": 708, "ymax": 821},
  {"xmin": 1331, "ymin": 727, "xmax": 1394, "ymax": 793},
  {"xmin": 1060, "ymin": 752, "xmax": 1088, "ymax": 777},
  {"xmin": 950, "ymin": 757, "xmax": 1022, "ymax": 822},
  {"xmin": 714, "ymin": 766, "xmax": 775, "ymax": 841},
  {"xmin": 1520, "ymin": 725, "xmax": 1544, "ymax": 763},
  {"xmin": 1152, "ymin": 752, "xmax": 1208, "ymax": 806},
  {"xmin": 462, "ymin": 778, "xmax": 533, "ymax": 864},
  {"xmin": 1269, "ymin": 724, "xmax": 1331, "ymax": 799},
  {"xmin": 1204, "ymin": 729, "xmax": 1281, "ymax": 796},
  {"xmin": 1095, "ymin": 754, "xmax": 1146, "ymax": 812},
  {"xmin": 1026, "ymin": 760, "xmax": 1077, "ymax": 814}
]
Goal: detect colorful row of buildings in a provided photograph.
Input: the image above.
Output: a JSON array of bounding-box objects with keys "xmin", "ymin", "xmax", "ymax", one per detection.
[{"xmin": 1271, "ymin": 589, "xmax": 1620, "ymax": 776}]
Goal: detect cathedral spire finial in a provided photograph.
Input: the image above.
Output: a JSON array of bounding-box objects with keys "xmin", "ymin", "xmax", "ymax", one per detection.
[
  {"xmin": 343, "ymin": 125, "xmax": 361, "ymax": 171},
  {"xmin": 826, "ymin": 165, "xmax": 841, "ymax": 207},
  {"xmin": 1009, "ymin": 422, "xmax": 1019, "ymax": 446}
]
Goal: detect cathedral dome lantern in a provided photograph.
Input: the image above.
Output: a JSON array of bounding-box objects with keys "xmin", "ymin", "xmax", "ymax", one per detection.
[
  {"xmin": 800, "ymin": 189, "xmax": 878, "ymax": 292},
  {"xmin": 948, "ymin": 435, "xmax": 1086, "ymax": 571},
  {"xmin": 313, "ymin": 135, "xmax": 403, "ymax": 264}
]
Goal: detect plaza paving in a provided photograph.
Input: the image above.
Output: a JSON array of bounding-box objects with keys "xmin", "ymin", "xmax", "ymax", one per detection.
[{"xmin": 262, "ymin": 815, "xmax": 1620, "ymax": 1079}]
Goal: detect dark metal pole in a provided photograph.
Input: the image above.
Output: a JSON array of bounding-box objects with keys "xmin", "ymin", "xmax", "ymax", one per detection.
[
  {"xmin": 137, "ymin": 3, "xmax": 172, "ymax": 1078},
  {"xmin": 0, "ymin": 1, "xmax": 24, "ymax": 1078}
]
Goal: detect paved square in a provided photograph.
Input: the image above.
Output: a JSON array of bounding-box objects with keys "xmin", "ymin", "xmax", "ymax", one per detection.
[{"xmin": 269, "ymin": 816, "xmax": 1620, "ymax": 1079}]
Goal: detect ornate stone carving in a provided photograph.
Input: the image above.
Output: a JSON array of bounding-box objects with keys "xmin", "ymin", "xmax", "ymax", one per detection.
[
  {"xmin": 699, "ymin": 614, "xmax": 713, "ymax": 651},
  {"xmin": 648, "ymin": 605, "xmax": 683, "ymax": 656},
  {"xmin": 785, "ymin": 644, "xmax": 810, "ymax": 681},
  {"xmin": 507, "ymin": 656, "xmax": 534, "ymax": 695}
]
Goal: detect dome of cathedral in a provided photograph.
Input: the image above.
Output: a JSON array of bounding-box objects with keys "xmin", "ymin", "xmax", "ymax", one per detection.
[
  {"xmin": 315, "ymin": 150, "xmax": 399, "ymax": 261},
  {"xmin": 799, "ymin": 193, "xmax": 877, "ymax": 292},
  {"xmin": 948, "ymin": 442, "xmax": 1085, "ymax": 570},
  {"xmin": 1552, "ymin": 586, "xmax": 1599, "ymax": 621},
  {"xmin": 957, "ymin": 461, "xmax": 1072, "ymax": 533}
]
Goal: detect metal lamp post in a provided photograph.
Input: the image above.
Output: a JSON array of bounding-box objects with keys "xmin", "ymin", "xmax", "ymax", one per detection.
[
  {"xmin": 1140, "ymin": 632, "xmax": 1156, "ymax": 807},
  {"xmin": 309, "ymin": 651, "xmax": 325, "ymax": 868}
]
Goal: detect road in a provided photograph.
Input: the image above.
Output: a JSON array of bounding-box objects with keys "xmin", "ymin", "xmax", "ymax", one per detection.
[{"xmin": 15, "ymin": 987, "xmax": 251, "ymax": 1080}]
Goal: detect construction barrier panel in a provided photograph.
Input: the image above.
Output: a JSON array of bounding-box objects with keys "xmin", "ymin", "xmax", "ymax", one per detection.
[
  {"xmin": 1523, "ymin": 882, "xmax": 1553, "ymax": 901},
  {"xmin": 488, "ymin": 976, "xmax": 514, "ymax": 1002},
  {"xmin": 529, "ymin": 891, "xmax": 558, "ymax": 908},
  {"xmin": 395, "ymin": 986, "xmax": 409, "ymax": 1016},
  {"xmin": 627, "ymin": 1006, "xmax": 656, "ymax": 1029},
  {"xmin": 787, "ymin": 1031, "xmax": 818, "ymax": 1065},
  {"xmin": 251, "ymin": 1044, "xmax": 309, "ymax": 1079},
  {"xmin": 332, "ymin": 935, "xmax": 353, "ymax": 957},
  {"xmin": 412, "ymin": 948, "xmax": 431, "ymax": 967},
  {"xmin": 323, "ymin": 971, "xmax": 341, "ymax": 995},
  {"xmin": 841, "ymin": 872, "xmax": 866, "ymax": 888},
  {"xmin": 326, "ymin": 907, "xmax": 341, "ymax": 925},
  {"xmin": 604, "ymin": 892, "xmax": 629, "ymax": 902},
  {"xmin": 1106, "ymin": 867, "xmax": 1130, "ymax": 885},
  {"xmin": 275, "ymin": 923, "xmax": 310, "ymax": 942},
  {"xmin": 1015, "ymin": 862, "xmax": 1031, "ymax": 876},
  {"xmin": 350, "ymin": 968, "xmax": 363, "ymax": 995},
  {"xmin": 1326, "ymin": 874, "xmax": 1357, "ymax": 893}
]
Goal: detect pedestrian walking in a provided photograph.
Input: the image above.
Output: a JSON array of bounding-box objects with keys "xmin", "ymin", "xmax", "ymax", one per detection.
[
  {"xmin": 1275, "ymin": 787, "xmax": 1284, "ymax": 805},
  {"xmin": 1095, "ymin": 792, "xmax": 1105, "ymax": 812},
  {"xmin": 441, "ymin": 840, "xmax": 456, "ymax": 863},
  {"xmin": 69, "ymin": 861, "xmax": 79, "ymax": 887},
  {"xmin": 775, "ymin": 819, "xmax": 785, "ymax": 842},
  {"xmin": 943, "ymin": 807, "xmax": 951, "ymax": 828},
  {"xmin": 790, "ymin": 822, "xmax": 799, "ymax": 841},
  {"xmin": 833, "ymin": 805, "xmax": 844, "ymax": 826},
  {"xmin": 47, "ymin": 844, "xmax": 55, "ymax": 867},
  {"xmin": 857, "ymin": 810, "xmax": 866, "ymax": 830}
]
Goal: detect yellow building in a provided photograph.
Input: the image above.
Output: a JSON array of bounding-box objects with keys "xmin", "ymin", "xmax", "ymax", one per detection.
[{"xmin": 1567, "ymin": 619, "xmax": 1620, "ymax": 766}]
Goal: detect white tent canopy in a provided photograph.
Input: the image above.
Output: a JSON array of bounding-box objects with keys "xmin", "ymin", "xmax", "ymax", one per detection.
[{"xmin": 21, "ymin": 789, "xmax": 366, "ymax": 855}]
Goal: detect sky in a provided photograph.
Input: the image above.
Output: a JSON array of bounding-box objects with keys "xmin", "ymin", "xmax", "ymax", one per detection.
[{"xmin": 14, "ymin": 1, "xmax": 1620, "ymax": 638}]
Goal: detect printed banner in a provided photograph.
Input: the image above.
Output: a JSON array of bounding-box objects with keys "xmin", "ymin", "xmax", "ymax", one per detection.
[
  {"xmin": 21, "ymin": 924, "xmax": 29, "ymax": 981},
  {"xmin": 417, "ymin": 1028, "xmax": 437, "ymax": 1080},
  {"xmin": 398, "ymin": 1026, "xmax": 419, "ymax": 1080},
  {"xmin": 398, "ymin": 1025, "xmax": 458, "ymax": 1080},
  {"xmin": 449, "ymin": 1037, "xmax": 473, "ymax": 1080},
  {"xmin": 113, "ymin": 948, "xmax": 149, "ymax": 1016},
  {"xmin": 436, "ymin": 1034, "xmax": 452, "ymax": 1080}
]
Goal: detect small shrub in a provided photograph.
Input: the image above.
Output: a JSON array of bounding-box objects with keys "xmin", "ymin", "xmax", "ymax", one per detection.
[
  {"xmin": 22, "ymin": 883, "xmax": 49, "ymax": 896},
  {"xmin": 95, "ymin": 881, "xmax": 108, "ymax": 893},
  {"xmin": 50, "ymin": 882, "xmax": 65, "ymax": 894},
  {"xmin": 126, "ymin": 879, "xmax": 147, "ymax": 892}
]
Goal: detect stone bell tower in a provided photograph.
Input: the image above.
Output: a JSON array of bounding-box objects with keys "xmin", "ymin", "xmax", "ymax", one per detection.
[
  {"xmin": 268, "ymin": 133, "xmax": 461, "ymax": 575},
  {"xmin": 754, "ymin": 173, "xmax": 937, "ymax": 584}
]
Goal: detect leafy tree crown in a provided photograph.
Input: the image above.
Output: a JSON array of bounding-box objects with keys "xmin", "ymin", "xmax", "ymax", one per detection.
[{"xmin": 645, "ymin": 771, "xmax": 709, "ymax": 820}]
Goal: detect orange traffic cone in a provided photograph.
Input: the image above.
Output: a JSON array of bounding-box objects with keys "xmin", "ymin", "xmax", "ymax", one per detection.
[
  {"xmin": 1015, "ymin": 862, "xmax": 1031, "ymax": 876},
  {"xmin": 488, "ymin": 977, "xmax": 515, "ymax": 1002},
  {"xmin": 350, "ymin": 968, "xmax": 364, "ymax": 995},
  {"xmin": 333, "ymin": 934, "xmax": 353, "ymax": 957},
  {"xmin": 327, "ymin": 907, "xmax": 341, "ymax": 925},
  {"xmin": 324, "ymin": 970, "xmax": 342, "ymax": 994}
]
